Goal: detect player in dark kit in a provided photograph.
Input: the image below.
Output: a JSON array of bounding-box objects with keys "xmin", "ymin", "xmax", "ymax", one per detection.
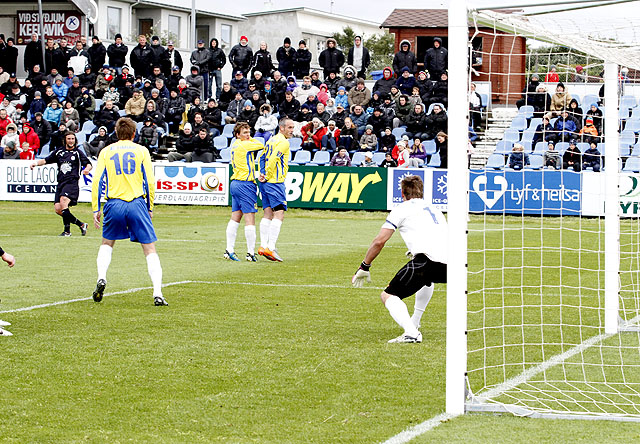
[{"xmin": 31, "ymin": 132, "xmax": 93, "ymax": 236}]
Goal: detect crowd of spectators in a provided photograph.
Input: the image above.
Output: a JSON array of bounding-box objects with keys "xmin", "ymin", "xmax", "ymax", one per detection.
[{"xmin": 0, "ymin": 32, "xmax": 451, "ymax": 168}]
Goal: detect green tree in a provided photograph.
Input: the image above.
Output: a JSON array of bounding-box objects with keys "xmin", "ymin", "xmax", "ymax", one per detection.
[{"xmin": 331, "ymin": 26, "xmax": 394, "ymax": 79}]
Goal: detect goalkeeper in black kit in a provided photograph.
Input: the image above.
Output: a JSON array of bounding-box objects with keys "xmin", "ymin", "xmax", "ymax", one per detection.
[{"xmin": 31, "ymin": 132, "xmax": 93, "ymax": 236}]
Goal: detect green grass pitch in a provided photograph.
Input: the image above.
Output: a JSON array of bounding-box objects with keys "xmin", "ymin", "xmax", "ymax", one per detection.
[{"xmin": 1, "ymin": 201, "xmax": 639, "ymax": 443}]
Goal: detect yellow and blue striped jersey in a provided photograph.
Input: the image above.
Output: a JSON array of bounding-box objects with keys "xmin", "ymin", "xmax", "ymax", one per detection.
[
  {"xmin": 91, "ymin": 140, "xmax": 155, "ymax": 212},
  {"xmin": 230, "ymin": 138, "xmax": 264, "ymax": 182},
  {"xmin": 259, "ymin": 133, "xmax": 290, "ymax": 183}
]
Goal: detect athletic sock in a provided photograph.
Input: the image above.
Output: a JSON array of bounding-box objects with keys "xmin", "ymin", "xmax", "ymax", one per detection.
[
  {"xmin": 385, "ymin": 295, "xmax": 420, "ymax": 337},
  {"xmin": 61, "ymin": 208, "xmax": 78, "ymax": 226},
  {"xmin": 96, "ymin": 244, "xmax": 113, "ymax": 282},
  {"xmin": 411, "ymin": 284, "xmax": 434, "ymax": 329},
  {"xmin": 245, "ymin": 225, "xmax": 256, "ymax": 255},
  {"xmin": 267, "ymin": 219, "xmax": 282, "ymax": 251},
  {"xmin": 226, "ymin": 220, "xmax": 240, "ymax": 253},
  {"xmin": 259, "ymin": 218, "xmax": 271, "ymax": 248},
  {"xmin": 146, "ymin": 253, "xmax": 163, "ymax": 297}
]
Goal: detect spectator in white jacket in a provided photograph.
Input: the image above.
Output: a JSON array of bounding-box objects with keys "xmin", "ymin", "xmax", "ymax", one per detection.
[{"xmin": 254, "ymin": 104, "xmax": 278, "ymax": 142}]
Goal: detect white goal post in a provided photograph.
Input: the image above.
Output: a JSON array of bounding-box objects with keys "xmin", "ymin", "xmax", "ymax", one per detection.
[{"xmin": 446, "ymin": 0, "xmax": 640, "ymax": 421}]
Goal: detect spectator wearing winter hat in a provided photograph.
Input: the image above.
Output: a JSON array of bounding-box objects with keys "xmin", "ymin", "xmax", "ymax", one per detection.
[
  {"xmin": 582, "ymin": 141, "xmax": 601, "ymax": 172},
  {"xmin": 359, "ymin": 124, "xmax": 377, "ymax": 151},
  {"xmin": 83, "ymin": 125, "xmax": 110, "ymax": 158},
  {"xmin": 276, "ymin": 37, "xmax": 295, "ymax": 77},
  {"xmin": 293, "ymin": 76, "xmax": 320, "ymax": 103},
  {"xmin": 254, "ymin": 103, "xmax": 277, "ymax": 142},
  {"xmin": 373, "ymin": 67, "xmax": 396, "ymax": 96},
  {"xmin": 392, "ymin": 40, "xmax": 417, "ymax": 77},
  {"xmin": 235, "ymin": 99, "xmax": 258, "ymax": 132},
  {"xmin": 318, "ymin": 38, "xmax": 344, "ymax": 78},
  {"xmin": 29, "ymin": 90, "xmax": 47, "ymax": 116},
  {"xmin": 580, "ymin": 116, "xmax": 600, "ymax": 144},
  {"xmin": 168, "ymin": 123, "xmax": 195, "ymax": 162},
  {"xmin": 230, "ymin": 70, "xmax": 248, "ymax": 96},
  {"xmin": 334, "ymin": 86, "xmax": 349, "ymax": 110},
  {"xmin": 208, "ymin": 38, "xmax": 226, "ymax": 99},
  {"xmin": 229, "ymin": 36, "xmax": 253, "ymax": 78},
  {"xmin": 424, "ymin": 37, "xmax": 448, "ymax": 80},
  {"xmin": 185, "ymin": 66, "xmax": 204, "ymax": 99},
  {"xmin": 191, "ymin": 39, "xmax": 211, "ymax": 98},
  {"xmin": 3, "ymin": 38, "xmax": 19, "ymax": 76},
  {"xmin": 347, "ymin": 35, "xmax": 371, "ymax": 80},
  {"xmin": 225, "ymin": 91, "xmax": 244, "ymax": 124},
  {"xmin": 43, "ymin": 99, "xmax": 63, "ymax": 127},
  {"xmin": 348, "ymin": 79, "xmax": 371, "ymax": 109},
  {"xmin": 293, "ymin": 40, "xmax": 312, "ymax": 79},
  {"xmin": 52, "ymin": 76, "xmax": 69, "ymax": 101},
  {"xmin": 107, "ymin": 34, "xmax": 129, "ymax": 74},
  {"xmin": 574, "ymin": 65, "xmax": 586, "ymax": 83},
  {"xmin": 88, "ymin": 36, "xmax": 107, "ymax": 74},
  {"xmin": 330, "ymin": 146, "xmax": 352, "ymax": 166},
  {"xmin": 337, "ymin": 65, "xmax": 357, "ymax": 92},
  {"xmin": 546, "ymin": 65, "xmax": 560, "ymax": 82}
]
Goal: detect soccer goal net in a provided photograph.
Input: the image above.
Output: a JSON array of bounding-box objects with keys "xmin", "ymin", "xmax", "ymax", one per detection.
[{"xmin": 455, "ymin": 1, "xmax": 640, "ymax": 421}]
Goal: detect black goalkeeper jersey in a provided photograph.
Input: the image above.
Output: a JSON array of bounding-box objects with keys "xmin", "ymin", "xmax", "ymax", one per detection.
[{"xmin": 45, "ymin": 147, "xmax": 91, "ymax": 184}]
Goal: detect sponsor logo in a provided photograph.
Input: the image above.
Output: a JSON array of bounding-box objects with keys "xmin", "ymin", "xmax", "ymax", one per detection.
[
  {"xmin": 391, "ymin": 169, "xmax": 424, "ymax": 204},
  {"xmin": 432, "ymin": 170, "xmax": 448, "ymax": 205},
  {"xmin": 286, "ymin": 170, "xmax": 382, "ymax": 204},
  {"xmin": 153, "ymin": 164, "xmax": 228, "ymax": 206},
  {"xmin": 470, "ymin": 171, "xmax": 581, "ymax": 215}
]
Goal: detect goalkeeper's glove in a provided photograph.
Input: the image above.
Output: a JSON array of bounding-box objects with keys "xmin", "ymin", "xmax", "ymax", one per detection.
[
  {"xmin": 405, "ymin": 250, "xmax": 414, "ymax": 260},
  {"xmin": 352, "ymin": 261, "xmax": 372, "ymax": 288}
]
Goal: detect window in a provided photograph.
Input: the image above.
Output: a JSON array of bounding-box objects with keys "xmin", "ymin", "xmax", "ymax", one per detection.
[
  {"xmin": 107, "ymin": 7, "xmax": 121, "ymax": 40},
  {"xmin": 168, "ymin": 15, "xmax": 180, "ymax": 46},
  {"xmin": 221, "ymin": 24, "xmax": 231, "ymax": 49},
  {"xmin": 139, "ymin": 19, "xmax": 153, "ymax": 37},
  {"xmin": 196, "ymin": 25, "xmax": 209, "ymax": 47}
]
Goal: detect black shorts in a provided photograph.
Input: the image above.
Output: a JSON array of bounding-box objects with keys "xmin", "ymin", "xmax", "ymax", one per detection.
[
  {"xmin": 385, "ymin": 253, "xmax": 447, "ymax": 300},
  {"xmin": 55, "ymin": 181, "xmax": 79, "ymax": 206}
]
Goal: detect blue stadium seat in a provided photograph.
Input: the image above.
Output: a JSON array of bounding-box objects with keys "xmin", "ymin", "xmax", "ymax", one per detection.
[
  {"xmin": 503, "ymin": 129, "xmax": 520, "ymax": 144},
  {"xmin": 623, "ymin": 157, "xmax": 640, "ymax": 172},
  {"xmin": 222, "ymin": 124, "xmax": 234, "ymax": 138},
  {"xmin": 392, "ymin": 127, "xmax": 406, "ymax": 140},
  {"xmin": 485, "ymin": 153, "xmax": 505, "ymax": 170},
  {"xmin": 620, "ymin": 130, "xmax": 637, "ymax": 147},
  {"xmin": 118, "ymin": 109, "xmax": 126, "ymax": 117},
  {"xmin": 534, "ymin": 141, "xmax": 548, "ymax": 153},
  {"xmin": 427, "ymin": 152, "xmax": 441, "ymax": 167},
  {"xmin": 517, "ymin": 105, "xmax": 534, "ymax": 120},
  {"xmin": 621, "ymin": 95, "xmax": 637, "ymax": 110},
  {"xmin": 218, "ymin": 149, "xmax": 231, "ymax": 163},
  {"xmin": 583, "ymin": 94, "xmax": 599, "ymax": 108},
  {"xmin": 510, "ymin": 116, "xmax": 528, "ymax": 131},
  {"xmin": 528, "ymin": 118, "xmax": 542, "ymax": 130},
  {"xmin": 555, "ymin": 142, "xmax": 569, "ymax": 154},
  {"xmin": 526, "ymin": 154, "xmax": 544, "ymax": 170},
  {"xmin": 75, "ymin": 132, "xmax": 86, "ymax": 144},
  {"xmin": 36, "ymin": 143, "xmax": 51, "ymax": 159},
  {"xmin": 632, "ymin": 142, "xmax": 640, "ymax": 157},
  {"xmin": 521, "ymin": 129, "xmax": 535, "ymax": 143},
  {"xmin": 495, "ymin": 140, "xmax": 513, "ymax": 155},
  {"xmin": 577, "ymin": 142, "xmax": 589, "ymax": 152},
  {"xmin": 351, "ymin": 152, "xmax": 366, "ymax": 165},
  {"xmin": 620, "ymin": 107, "xmax": 631, "ymax": 120},
  {"xmin": 291, "ymin": 150, "xmax": 311, "ymax": 165},
  {"xmin": 82, "ymin": 121, "xmax": 96, "ymax": 133},
  {"xmin": 620, "ymin": 144, "xmax": 632, "ymax": 157},
  {"xmin": 521, "ymin": 141, "xmax": 532, "ymax": 153},
  {"xmin": 372, "ymin": 152, "xmax": 386, "ymax": 163},
  {"xmin": 479, "ymin": 93, "xmax": 489, "ymax": 109},
  {"xmin": 310, "ymin": 150, "xmax": 330, "ymax": 165},
  {"xmin": 289, "ymin": 137, "xmax": 302, "ymax": 151},
  {"xmin": 214, "ymin": 135, "xmax": 228, "ymax": 150},
  {"xmin": 94, "ymin": 99, "xmax": 103, "ymax": 111},
  {"xmin": 625, "ymin": 119, "xmax": 640, "ymax": 133},
  {"xmin": 632, "ymin": 107, "xmax": 640, "ymax": 119},
  {"xmin": 422, "ymin": 140, "xmax": 437, "ymax": 155}
]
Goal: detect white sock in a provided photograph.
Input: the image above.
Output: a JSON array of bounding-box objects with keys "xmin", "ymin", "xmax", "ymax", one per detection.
[
  {"xmin": 96, "ymin": 244, "xmax": 113, "ymax": 282},
  {"xmin": 226, "ymin": 220, "xmax": 240, "ymax": 252},
  {"xmin": 385, "ymin": 295, "xmax": 420, "ymax": 337},
  {"xmin": 411, "ymin": 284, "xmax": 434, "ymax": 328},
  {"xmin": 146, "ymin": 253, "xmax": 163, "ymax": 297},
  {"xmin": 259, "ymin": 218, "xmax": 271, "ymax": 248},
  {"xmin": 245, "ymin": 225, "xmax": 256, "ymax": 255},
  {"xmin": 267, "ymin": 219, "xmax": 282, "ymax": 250}
]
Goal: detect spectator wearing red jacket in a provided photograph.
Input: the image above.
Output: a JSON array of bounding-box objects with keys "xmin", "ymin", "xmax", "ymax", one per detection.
[
  {"xmin": 0, "ymin": 108, "xmax": 12, "ymax": 137},
  {"xmin": 546, "ymin": 65, "xmax": 560, "ymax": 82},
  {"xmin": 19, "ymin": 123, "xmax": 40, "ymax": 158},
  {"xmin": 300, "ymin": 117, "xmax": 327, "ymax": 151}
]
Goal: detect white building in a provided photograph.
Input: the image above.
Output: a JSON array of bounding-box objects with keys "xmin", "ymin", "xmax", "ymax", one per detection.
[{"xmin": 242, "ymin": 7, "xmax": 383, "ymax": 68}]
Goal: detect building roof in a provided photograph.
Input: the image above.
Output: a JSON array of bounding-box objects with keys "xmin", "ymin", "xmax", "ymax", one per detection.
[
  {"xmin": 243, "ymin": 7, "xmax": 380, "ymax": 27},
  {"xmin": 381, "ymin": 8, "xmax": 515, "ymax": 29},
  {"xmin": 129, "ymin": 0, "xmax": 245, "ymax": 21}
]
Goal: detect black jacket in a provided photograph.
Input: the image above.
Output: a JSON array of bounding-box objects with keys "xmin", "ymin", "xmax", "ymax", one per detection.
[
  {"xmin": 293, "ymin": 48, "xmax": 312, "ymax": 78},
  {"xmin": 192, "ymin": 134, "xmax": 213, "ymax": 155},
  {"xmin": 190, "ymin": 47, "xmax": 210, "ymax": 73},
  {"xmin": 392, "ymin": 40, "xmax": 417, "ymax": 76},
  {"xmin": 88, "ymin": 42, "xmax": 107, "ymax": 73},
  {"xmin": 176, "ymin": 132, "xmax": 195, "ymax": 154},
  {"xmin": 1, "ymin": 44, "xmax": 18, "ymax": 74},
  {"xmin": 424, "ymin": 40, "xmax": 448, "ymax": 78},
  {"xmin": 25, "ymin": 39, "xmax": 43, "ymax": 72},
  {"xmin": 93, "ymin": 107, "xmax": 120, "ymax": 127},
  {"xmin": 150, "ymin": 43, "xmax": 168, "ymax": 69},
  {"xmin": 44, "ymin": 47, "xmax": 66, "ymax": 75},
  {"xmin": 203, "ymin": 107, "xmax": 222, "ymax": 130},
  {"xmin": 251, "ymin": 49, "xmax": 275, "ymax": 77},
  {"xmin": 130, "ymin": 43, "xmax": 153, "ymax": 78},
  {"xmin": 318, "ymin": 44, "xmax": 345, "ymax": 76},
  {"xmin": 276, "ymin": 44, "xmax": 295, "ymax": 75},
  {"xmin": 229, "ymin": 44, "xmax": 253, "ymax": 72},
  {"xmin": 107, "ymin": 43, "xmax": 129, "ymax": 68},
  {"xmin": 208, "ymin": 39, "xmax": 226, "ymax": 71}
]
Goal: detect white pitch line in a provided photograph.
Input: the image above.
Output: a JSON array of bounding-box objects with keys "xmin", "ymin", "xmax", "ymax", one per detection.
[
  {"xmin": 0, "ymin": 280, "xmax": 381, "ymax": 314},
  {"xmin": 380, "ymin": 413, "xmax": 457, "ymax": 444},
  {"xmin": 381, "ymin": 314, "xmax": 640, "ymax": 444}
]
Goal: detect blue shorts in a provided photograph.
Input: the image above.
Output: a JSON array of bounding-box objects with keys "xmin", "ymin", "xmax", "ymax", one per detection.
[
  {"xmin": 260, "ymin": 182, "xmax": 287, "ymax": 211},
  {"xmin": 102, "ymin": 197, "xmax": 157, "ymax": 244},
  {"xmin": 230, "ymin": 180, "xmax": 258, "ymax": 213}
]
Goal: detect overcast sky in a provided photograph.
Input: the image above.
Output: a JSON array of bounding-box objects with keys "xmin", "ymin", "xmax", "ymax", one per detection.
[{"xmin": 210, "ymin": 0, "xmax": 638, "ymax": 24}]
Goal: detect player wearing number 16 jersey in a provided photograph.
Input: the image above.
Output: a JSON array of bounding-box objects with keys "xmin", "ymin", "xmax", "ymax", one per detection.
[
  {"xmin": 352, "ymin": 175, "xmax": 448, "ymax": 343},
  {"xmin": 91, "ymin": 118, "xmax": 167, "ymax": 306}
]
